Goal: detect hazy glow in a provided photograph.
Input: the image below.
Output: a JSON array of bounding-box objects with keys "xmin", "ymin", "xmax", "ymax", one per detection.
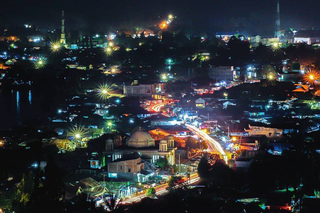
[
  {"xmin": 70, "ymin": 126, "xmax": 88, "ymax": 140},
  {"xmin": 267, "ymin": 73, "xmax": 275, "ymax": 80},
  {"xmin": 303, "ymin": 69, "xmax": 320, "ymax": 85},
  {"xmin": 50, "ymin": 41, "xmax": 61, "ymax": 52},
  {"xmin": 34, "ymin": 59, "xmax": 46, "ymax": 69},
  {"xmin": 98, "ymin": 84, "xmax": 124, "ymax": 100}
]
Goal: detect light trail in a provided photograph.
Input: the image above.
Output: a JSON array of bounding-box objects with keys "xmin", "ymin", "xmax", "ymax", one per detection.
[
  {"xmin": 185, "ymin": 124, "xmax": 228, "ymax": 164},
  {"xmin": 122, "ymin": 173, "xmax": 200, "ymax": 204},
  {"xmin": 151, "ymin": 103, "xmax": 165, "ymax": 112}
]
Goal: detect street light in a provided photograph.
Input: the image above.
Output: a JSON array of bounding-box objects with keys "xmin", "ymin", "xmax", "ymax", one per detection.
[
  {"xmin": 75, "ymin": 133, "xmax": 81, "ymax": 139},
  {"xmin": 303, "ymin": 69, "xmax": 320, "ymax": 85},
  {"xmin": 267, "ymin": 73, "xmax": 275, "ymax": 80},
  {"xmin": 105, "ymin": 47, "xmax": 112, "ymax": 56},
  {"xmin": 161, "ymin": 73, "xmax": 167, "ymax": 81},
  {"xmin": 50, "ymin": 42, "xmax": 61, "ymax": 52},
  {"xmin": 35, "ymin": 59, "xmax": 46, "ymax": 69}
]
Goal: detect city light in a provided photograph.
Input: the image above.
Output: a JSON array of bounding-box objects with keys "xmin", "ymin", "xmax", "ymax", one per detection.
[
  {"xmin": 50, "ymin": 41, "xmax": 61, "ymax": 52},
  {"xmin": 267, "ymin": 73, "xmax": 275, "ymax": 80},
  {"xmin": 159, "ymin": 21, "xmax": 168, "ymax": 29},
  {"xmin": 34, "ymin": 59, "xmax": 46, "ymax": 69},
  {"xmin": 270, "ymin": 42, "xmax": 282, "ymax": 53},
  {"xmin": 105, "ymin": 47, "xmax": 113, "ymax": 56},
  {"xmin": 98, "ymin": 83, "xmax": 124, "ymax": 100},
  {"xmin": 70, "ymin": 126, "xmax": 88, "ymax": 140},
  {"xmin": 161, "ymin": 73, "xmax": 167, "ymax": 80},
  {"xmin": 303, "ymin": 69, "xmax": 320, "ymax": 85}
]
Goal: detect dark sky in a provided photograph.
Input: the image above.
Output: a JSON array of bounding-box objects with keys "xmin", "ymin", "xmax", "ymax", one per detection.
[{"xmin": 1, "ymin": 0, "xmax": 320, "ymax": 36}]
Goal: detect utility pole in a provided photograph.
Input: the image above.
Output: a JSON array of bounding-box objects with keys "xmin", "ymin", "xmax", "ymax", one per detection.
[
  {"xmin": 275, "ymin": 0, "xmax": 281, "ymax": 38},
  {"xmin": 60, "ymin": 10, "xmax": 66, "ymax": 46},
  {"xmin": 228, "ymin": 126, "xmax": 230, "ymax": 139},
  {"xmin": 179, "ymin": 153, "xmax": 181, "ymax": 174}
]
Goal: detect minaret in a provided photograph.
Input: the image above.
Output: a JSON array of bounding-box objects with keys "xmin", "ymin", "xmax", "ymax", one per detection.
[
  {"xmin": 275, "ymin": 0, "xmax": 281, "ymax": 38},
  {"xmin": 60, "ymin": 10, "xmax": 66, "ymax": 45}
]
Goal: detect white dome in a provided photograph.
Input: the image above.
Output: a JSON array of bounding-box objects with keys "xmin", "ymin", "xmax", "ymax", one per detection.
[
  {"xmin": 128, "ymin": 129, "xmax": 155, "ymax": 148},
  {"xmin": 160, "ymin": 139, "xmax": 168, "ymax": 144},
  {"xmin": 167, "ymin": 135, "xmax": 174, "ymax": 139}
]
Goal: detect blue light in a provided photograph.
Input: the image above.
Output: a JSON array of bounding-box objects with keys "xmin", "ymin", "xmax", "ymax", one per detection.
[{"xmin": 115, "ymin": 99, "xmax": 120, "ymax": 104}]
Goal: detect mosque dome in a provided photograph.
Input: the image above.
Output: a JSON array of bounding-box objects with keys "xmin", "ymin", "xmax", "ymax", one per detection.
[
  {"xmin": 106, "ymin": 138, "xmax": 113, "ymax": 143},
  {"xmin": 160, "ymin": 139, "xmax": 168, "ymax": 144},
  {"xmin": 128, "ymin": 128, "xmax": 155, "ymax": 148},
  {"xmin": 167, "ymin": 135, "xmax": 174, "ymax": 140}
]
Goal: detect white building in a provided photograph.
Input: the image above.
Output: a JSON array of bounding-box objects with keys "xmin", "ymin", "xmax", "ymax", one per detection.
[{"xmin": 244, "ymin": 125, "xmax": 283, "ymax": 138}]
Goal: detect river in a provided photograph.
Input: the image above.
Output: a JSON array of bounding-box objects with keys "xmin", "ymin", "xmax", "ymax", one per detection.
[{"xmin": 0, "ymin": 89, "xmax": 47, "ymax": 130}]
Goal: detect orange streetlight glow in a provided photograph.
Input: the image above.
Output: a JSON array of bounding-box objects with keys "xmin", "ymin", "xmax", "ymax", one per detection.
[
  {"xmin": 303, "ymin": 69, "xmax": 320, "ymax": 85},
  {"xmin": 159, "ymin": 21, "xmax": 167, "ymax": 29}
]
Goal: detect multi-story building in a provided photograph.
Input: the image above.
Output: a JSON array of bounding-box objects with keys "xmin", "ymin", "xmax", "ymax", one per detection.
[
  {"xmin": 245, "ymin": 125, "xmax": 283, "ymax": 138},
  {"xmin": 209, "ymin": 66, "xmax": 235, "ymax": 83},
  {"xmin": 123, "ymin": 80, "xmax": 166, "ymax": 98}
]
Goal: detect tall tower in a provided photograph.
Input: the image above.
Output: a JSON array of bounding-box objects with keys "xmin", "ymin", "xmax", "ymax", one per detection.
[
  {"xmin": 275, "ymin": 0, "xmax": 281, "ymax": 38},
  {"xmin": 60, "ymin": 10, "xmax": 66, "ymax": 45}
]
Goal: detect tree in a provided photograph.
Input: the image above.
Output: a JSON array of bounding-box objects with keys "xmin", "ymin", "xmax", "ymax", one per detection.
[
  {"xmin": 145, "ymin": 188, "xmax": 156, "ymax": 198},
  {"xmin": 185, "ymin": 137, "xmax": 198, "ymax": 149},
  {"xmin": 167, "ymin": 176, "xmax": 184, "ymax": 192},
  {"xmin": 197, "ymin": 156, "xmax": 210, "ymax": 179},
  {"xmin": 12, "ymin": 171, "xmax": 34, "ymax": 212},
  {"xmin": 156, "ymin": 158, "xmax": 168, "ymax": 169},
  {"xmin": 201, "ymin": 141, "xmax": 208, "ymax": 150}
]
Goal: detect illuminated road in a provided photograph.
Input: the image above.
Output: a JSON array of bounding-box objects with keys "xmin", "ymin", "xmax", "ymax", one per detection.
[
  {"xmin": 122, "ymin": 173, "xmax": 200, "ymax": 204},
  {"xmin": 151, "ymin": 103, "xmax": 165, "ymax": 112},
  {"xmin": 185, "ymin": 124, "xmax": 228, "ymax": 163}
]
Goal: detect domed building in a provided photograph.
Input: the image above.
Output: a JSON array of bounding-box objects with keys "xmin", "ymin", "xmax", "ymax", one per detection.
[
  {"xmin": 127, "ymin": 128, "xmax": 155, "ymax": 148},
  {"xmin": 104, "ymin": 128, "xmax": 177, "ymax": 181}
]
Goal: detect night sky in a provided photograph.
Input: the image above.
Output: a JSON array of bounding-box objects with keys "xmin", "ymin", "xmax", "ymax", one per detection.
[{"xmin": 2, "ymin": 0, "xmax": 320, "ymax": 36}]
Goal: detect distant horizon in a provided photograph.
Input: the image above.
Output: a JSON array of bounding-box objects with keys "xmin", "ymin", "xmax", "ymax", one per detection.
[{"xmin": 2, "ymin": 0, "xmax": 320, "ymax": 37}]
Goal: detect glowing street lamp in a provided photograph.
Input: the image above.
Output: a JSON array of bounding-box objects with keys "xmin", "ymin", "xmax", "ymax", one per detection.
[
  {"xmin": 159, "ymin": 21, "xmax": 168, "ymax": 29},
  {"xmin": 168, "ymin": 14, "xmax": 173, "ymax": 20},
  {"xmin": 303, "ymin": 69, "xmax": 320, "ymax": 85},
  {"xmin": 35, "ymin": 59, "xmax": 46, "ymax": 69},
  {"xmin": 105, "ymin": 47, "xmax": 112, "ymax": 56},
  {"xmin": 101, "ymin": 89, "xmax": 109, "ymax": 95},
  {"xmin": 70, "ymin": 126, "xmax": 87, "ymax": 141},
  {"xmin": 75, "ymin": 133, "xmax": 81, "ymax": 139},
  {"xmin": 50, "ymin": 42, "xmax": 61, "ymax": 52},
  {"xmin": 161, "ymin": 73, "xmax": 167, "ymax": 81},
  {"xmin": 267, "ymin": 73, "xmax": 275, "ymax": 80},
  {"xmin": 272, "ymin": 43, "xmax": 279, "ymax": 48}
]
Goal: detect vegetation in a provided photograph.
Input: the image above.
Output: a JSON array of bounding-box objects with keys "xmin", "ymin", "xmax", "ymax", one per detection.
[{"xmin": 145, "ymin": 187, "xmax": 156, "ymax": 198}]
